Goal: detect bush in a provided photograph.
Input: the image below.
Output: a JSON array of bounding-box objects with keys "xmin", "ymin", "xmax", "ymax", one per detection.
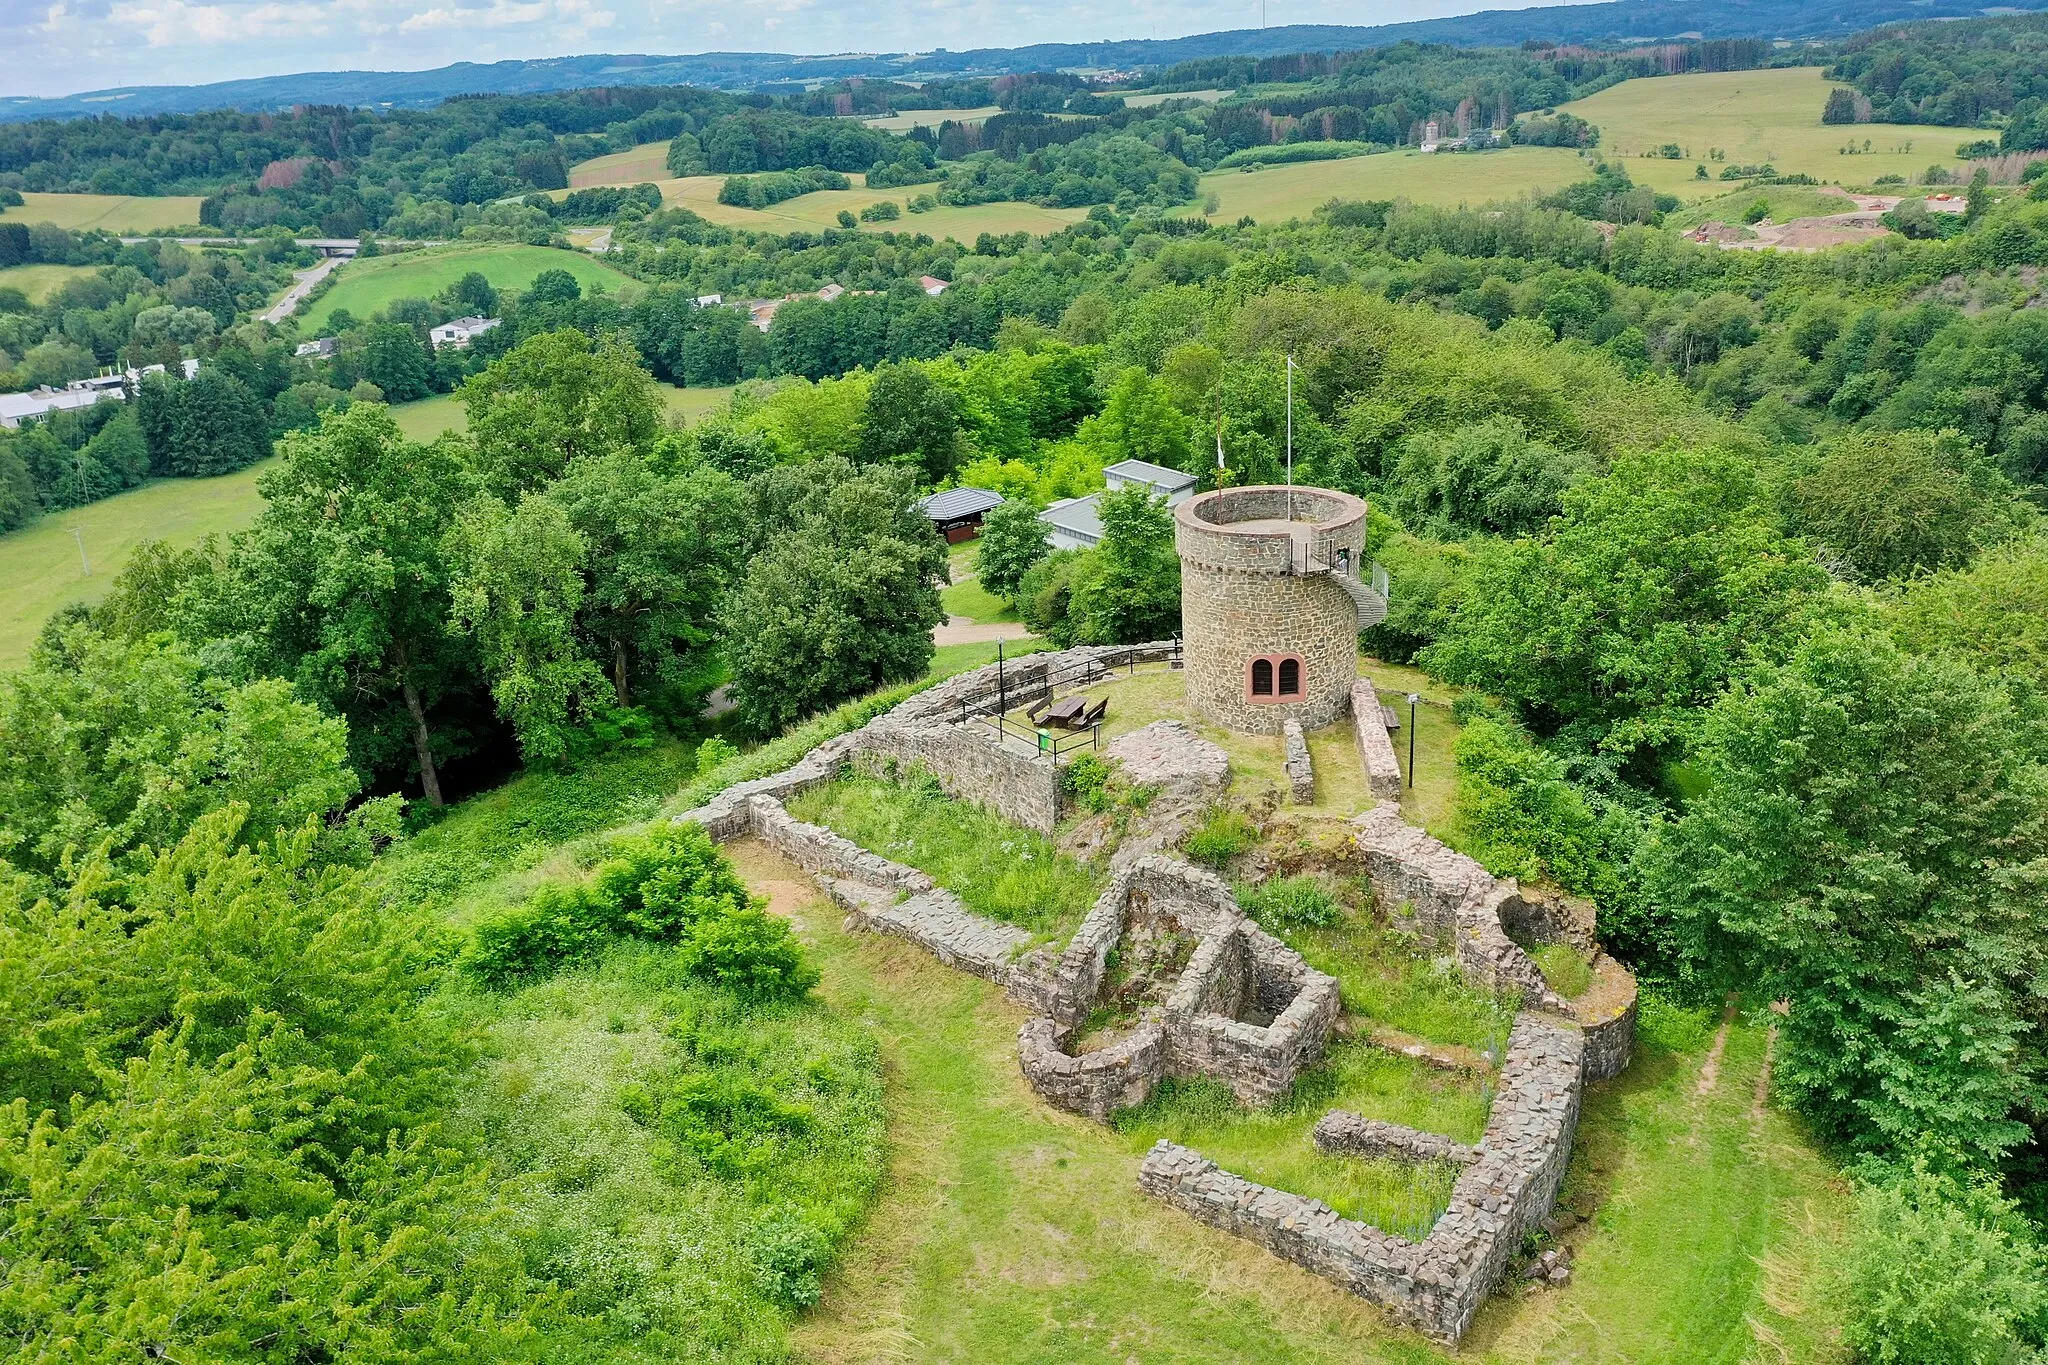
[
  {"xmin": 858, "ymin": 199, "xmax": 901, "ymax": 222},
  {"xmin": 1061, "ymin": 751, "xmax": 1115, "ymax": 813},
  {"xmin": 676, "ymin": 907, "xmax": 820, "ymax": 1000},
  {"xmin": 465, "ymin": 823, "xmax": 759, "ymax": 982},
  {"xmin": 1184, "ymin": 807, "xmax": 1257, "ymax": 869},
  {"xmin": 1451, "ymin": 715, "xmax": 1636, "ymax": 907},
  {"xmin": 1841, "ymin": 1163, "xmax": 2048, "ymax": 1364},
  {"xmin": 1238, "ymin": 875, "xmax": 1342, "ymax": 930},
  {"xmin": 748, "ymin": 1213, "xmax": 832, "ymax": 1308},
  {"xmin": 1215, "ymin": 141, "xmax": 1380, "ymax": 169}
]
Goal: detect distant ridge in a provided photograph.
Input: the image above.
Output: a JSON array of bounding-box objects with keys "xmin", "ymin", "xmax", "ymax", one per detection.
[{"xmin": 4, "ymin": 0, "xmax": 2044, "ymax": 123}]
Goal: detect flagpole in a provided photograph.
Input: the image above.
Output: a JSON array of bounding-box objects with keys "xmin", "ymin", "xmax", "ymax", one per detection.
[{"xmin": 1285, "ymin": 354, "xmax": 1295, "ymax": 521}]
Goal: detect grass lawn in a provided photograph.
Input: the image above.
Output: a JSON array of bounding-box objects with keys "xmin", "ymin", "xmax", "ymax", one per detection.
[
  {"xmin": 0, "ymin": 192, "xmax": 207, "ymax": 232},
  {"xmin": 1185, "ymin": 146, "xmax": 1594, "ymax": 224},
  {"xmin": 387, "ymin": 384, "xmax": 732, "ymax": 442},
  {"xmin": 1559, "ymin": 66, "xmax": 1969, "ymax": 196},
  {"xmin": 733, "ymin": 835, "xmax": 1849, "ymax": 1363},
  {"xmin": 941, "ymin": 562, "xmax": 1017, "ymax": 624},
  {"xmin": 0, "ymin": 459, "xmax": 273, "ymax": 668},
  {"xmin": 301, "ymin": 244, "xmax": 637, "ymax": 331},
  {"xmin": 0, "ymin": 263, "xmax": 100, "ymax": 303},
  {"xmin": 1360, "ymin": 658, "xmax": 1463, "ymax": 844},
  {"xmin": 787, "ymin": 770, "xmax": 1101, "ymax": 941},
  {"xmin": 1283, "ymin": 912, "xmax": 1517, "ymax": 1057}
]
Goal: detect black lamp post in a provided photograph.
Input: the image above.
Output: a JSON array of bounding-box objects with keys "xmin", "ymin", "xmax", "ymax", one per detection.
[{"xmin": 1406, "ymin": 692, "xmax": 1419, "ymax": 789}]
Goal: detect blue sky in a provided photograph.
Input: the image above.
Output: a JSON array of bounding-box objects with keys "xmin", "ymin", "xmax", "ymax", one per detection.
[{"xmin": 3, "ymin": 0, "xmax": 1498, "ymax": 99}]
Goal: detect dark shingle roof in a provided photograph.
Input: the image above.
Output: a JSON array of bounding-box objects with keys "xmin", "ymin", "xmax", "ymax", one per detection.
[{"xmin": 916, "ymin": 487, "xmax": 1004, "ymax": 521}]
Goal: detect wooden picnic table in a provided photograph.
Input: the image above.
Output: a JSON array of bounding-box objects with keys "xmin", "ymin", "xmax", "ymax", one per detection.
[{"xmin": 1042, "ymin": 695, "xmax": 1089, "ymax": 727}]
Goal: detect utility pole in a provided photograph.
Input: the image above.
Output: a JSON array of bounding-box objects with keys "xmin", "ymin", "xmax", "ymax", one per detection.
[{"xmin": 71, "ymin": 527, "xmax": 89, "ymax": 576}]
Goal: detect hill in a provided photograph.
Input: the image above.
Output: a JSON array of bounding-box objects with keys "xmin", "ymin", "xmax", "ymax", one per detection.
[{"xmin": 4, "ymin": 0, "xmax": 2043, "ymax": 122}]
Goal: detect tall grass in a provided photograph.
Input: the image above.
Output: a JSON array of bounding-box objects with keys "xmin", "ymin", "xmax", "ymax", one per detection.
[
  {"xmin": 787, "ymin": 770, "xmax": 1100, "ymax": 940},
  {"xmin": 1286, "ymin": 914, "xmax": 1517, "ymax": 1058},
  {"xmin": 1113, "ymin": 1039, "xmax": 1490, "ymax": 1238}
]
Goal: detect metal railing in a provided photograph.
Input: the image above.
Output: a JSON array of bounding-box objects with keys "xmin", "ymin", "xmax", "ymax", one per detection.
[{"xmin": 955, "ymin": 640, "xmax": 1182, "ymax": 761}]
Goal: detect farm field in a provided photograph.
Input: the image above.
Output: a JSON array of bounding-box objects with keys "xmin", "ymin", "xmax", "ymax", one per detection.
[
  {"xmin": 1185, "ymin": 146, "xmax": 1593, "ymax": 223},
  {"xmin": 563, "ymin": 147, "xmax": 1088, "ymax": 239},
  {"xmin": 300, "ymin": 244, "xmax": 636, "ymax": 331},
  {"xmin": 864, "ymin": 105, "xmax": 1000, "ymax": 131},
  {"xmin": 0, "ymin": 262, "xmax": 99, "ymax": 303},
  {"xmin": 0, "ymin": 192, "xmax": 207, "ymax": 232},
  {"xmin": 1558, "ymin": 66, "xmax": 1969, "ymax": 195},
  {"xmin": 388, "ymin": 384, "xmax": 732, "ymax": 442},
  {"xmin": 1123, "ymin": 88, "xmax": 1231, "ymax": 107},
  {"xmin": 1668, "ymin": 182, "xmax": 1868, "ymax": 229},
  {"xmin": 0, "ymin": 459, "xmax": 272, "ymax": 668}
]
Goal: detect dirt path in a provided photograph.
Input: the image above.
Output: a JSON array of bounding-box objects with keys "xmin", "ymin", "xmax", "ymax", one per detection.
[
  {"xmin": 1695, "ymin": 995, "xmax": 1740, "ymax": 1095},
  {"xmin": 932, "ymin": 617, "xmax": 1034, "ymax": 646}
]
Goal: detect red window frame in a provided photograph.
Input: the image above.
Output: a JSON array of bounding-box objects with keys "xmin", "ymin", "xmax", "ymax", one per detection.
[{"xmin": 1245, "ymin": 653, "xmax": 1304, "ymax": 702}]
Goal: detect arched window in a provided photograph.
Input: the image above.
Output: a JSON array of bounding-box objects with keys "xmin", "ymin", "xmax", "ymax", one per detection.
[{"xmin": 1246, "ymin": 653, "xmax": 1304, "ymax": 703}]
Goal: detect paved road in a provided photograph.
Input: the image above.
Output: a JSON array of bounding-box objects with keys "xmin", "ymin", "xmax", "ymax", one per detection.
[{"xmin": 261, "ymin": 256, "xmax": 342, "ymax": 324}]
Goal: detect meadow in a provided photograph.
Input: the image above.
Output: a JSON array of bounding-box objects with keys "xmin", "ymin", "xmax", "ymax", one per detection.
[
  {"xmin": 388, "ymin": 384, "xmax": 732, "ymax": 442},
  {"xmin": 300, "ymin": 243, "xmax": 637, "ymax": 331},
  {"xmin": 0, "ymin": 262, "xmax": 99, "ymax": 303},
  {"xmin": 0, "ymin": 191, "xmax": 208, "ymax": 232},
  {"xmin": 1558, "ymin": 66, "xmax": 1972, "ymax": 194},
  {"xmin": 0, "ymin": 457, "xmax": 271, "ymax": 666},
  {"xmin": 862, "ymin": 105, "xmax": 1001, "ymax": 131},
  {"xmin": 1123, "ymin": 89, "xmax": 1231, "ymax": 108},
  {"xmin": 565, "ymin": 144, "xmax": 1088, "ymax": 240},
  {"xmin": 1185, "ymin": 146, "xmax": 1594, "ymax": 224}
]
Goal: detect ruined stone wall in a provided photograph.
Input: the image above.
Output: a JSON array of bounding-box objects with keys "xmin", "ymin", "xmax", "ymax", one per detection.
[
  {"xmin": 1283, "ymin": 719, "xmax": 1315, "ymax": 803},
  {"xmin": 1139, "ymin": 1013, "xmax": 1584, "ymax": 1346},
  {"xmin": 1312, "ymin": 1113, "xmax": 1477, "ymax": 1167},
  {"xmin": 1350, "ymin": 678, "xmax": 1405, "ymax": 800},
  {"xmin": 856, "ymin": 721, "xmax": 1061, "ymax": 836},
  {"xmin": 1017, "ymin": 1018, "xmax": 1163, "ymax": 1121}
]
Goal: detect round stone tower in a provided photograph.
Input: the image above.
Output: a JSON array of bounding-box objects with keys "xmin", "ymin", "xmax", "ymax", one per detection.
[{"xmin": 1173, "ymin": 485, "xmax": 1381, "ymax": 736}]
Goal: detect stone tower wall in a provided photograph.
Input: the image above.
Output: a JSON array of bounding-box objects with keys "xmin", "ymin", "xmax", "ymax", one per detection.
[{"xmin": 1175, "ymin": 486, "xmax": 1367, "ymax": 736}]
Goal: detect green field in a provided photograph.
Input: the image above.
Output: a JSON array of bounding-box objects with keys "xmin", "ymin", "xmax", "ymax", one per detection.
[
  {"xmin": 0, "ymin": 192, "xmax": 208, "ymax": 232},
  {"xmin": 1187, "ymin": 146, "xmax": 1594, "ymax": 224},
  {"xmin": 1124, "ymin": 88, "xmax": 1231, "ymax": 108},
  {"xmin": 567, "ymin": 145, "xmax": 1093, "ymax": 240},
  {"xmin": 388, "ymin": 385, "xmax": 732, "ymax": 442},
  {"xmin": 1669, "ymin": 182, "xmax": 1865, "ymax": 229},
  {"xmin": 0, "ymin": 263, "xmax": 100, "ymax": 303},
  {"xmin": 301, "ymin": 244, "xmax": 638, "ymax": 331},
  {"xmin": 0, "ymin": 460, "xmax": 272, "ymax": 667},
  {"xmin": 863, "ymin": 105, "xmax": 1001, "ymax": 131},
  {"xmin": 1559, "ymin": 66, "xmax": 1969, "ymax": 195}
]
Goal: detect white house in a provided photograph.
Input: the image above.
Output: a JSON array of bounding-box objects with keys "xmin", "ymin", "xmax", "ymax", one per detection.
[
  {"xmin": 1104, "ymin": 458, "xmax": 1198, "ymax": 507},
  {"xmin": 430, "ymin": 316, "xmax": 502, "ymax": 350},
  {"xmin": 1038, "ymin": 461, "xmax": 1200, "ymax": 552},
  {"xmin": 693, "ymin": 293, "xmax": 724, "ymax": 308},
  {"xmin": 918, "ymin": 275, "xmax": 950, "ymax": 296},
  {"xmin": 295, "ymin": 337, "xmax": 338, "ymax": 358}
]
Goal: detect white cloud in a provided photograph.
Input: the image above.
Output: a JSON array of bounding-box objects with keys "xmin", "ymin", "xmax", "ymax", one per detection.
[{"xmin": 107, "ymin": 0, "xmax": 310, "ymax": 47}]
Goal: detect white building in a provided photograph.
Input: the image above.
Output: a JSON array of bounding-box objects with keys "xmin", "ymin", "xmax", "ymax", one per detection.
[
  {"xmin": 693, "ymin": 294, "xmax": 724, "ymax": 308},
  {"xmin": 1038, "ymin": 460, "xmax": 1200, "ymax": 552},
  {"xmin": 0, "ymin": 386, "xmax": 117, "ymax": 429},
  {"xmin": 295, "ymin": 337, "xmax": 338, "ymax": 358},
  {"xmin": 430, "ymin": 316, "xmax": 502, "ymax": 350},
  {"xmin": 919, "ymin": 275, "xmax": 950, "ymax": 296}
]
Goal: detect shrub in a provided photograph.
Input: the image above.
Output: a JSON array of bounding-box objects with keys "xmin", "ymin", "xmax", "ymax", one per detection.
[
  {"xmin": 1184, "ymin": 808, "xmax": 1257, "ymax": 869},
  {"xmin": 858, "ymin": 199, "xmax": 901, "ymax": 222},
  {"xmin": 676, "ymin": 907, "xmax": 820, "ymax": 1000},
  {"xmin": 466, "ymin": 823, "xmax": 758, "ymax": 982},
  {"xmin": 1841, "ymin": 1163, "xmax": 2048, "ymax": 1364},
  {"xmin": 1238, "ymin": 875, "xmax": 1342, "ymax": 930},
  {"xmin": 1061, "ymin": 751, "xmax": 1115, "ymax": 813},
  {"xmin": 1743, "ymin": 198, "xmax": 1771, "ymax": 224},
  {"xmin": 1451, "ymin": 715, "xmax": 1636, "ymax": 906},
  {"xmin": 748, "ymin": 1213, "xmax": 832, "ymax": 1308},
  {"xmin": 694, "ymin": 735, "xmax": 740, "ymax": 775}
]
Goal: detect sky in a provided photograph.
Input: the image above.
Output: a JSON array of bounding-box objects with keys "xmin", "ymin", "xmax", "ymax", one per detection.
[{"xmin": 1, "ymin": 0, "xmax": 1498, "ymax": 98}]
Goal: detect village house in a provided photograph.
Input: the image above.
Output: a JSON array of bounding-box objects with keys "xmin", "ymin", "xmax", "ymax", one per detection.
[{"xmin": 429, "ymin": 316, "xmax": 502, "ymax": 350}]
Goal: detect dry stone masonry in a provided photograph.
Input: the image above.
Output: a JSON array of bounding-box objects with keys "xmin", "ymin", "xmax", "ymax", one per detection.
[
  {"xmin": 1282, "ymin": 720, "xmax": 1315, "ymax": 803},
  {"xmin": 1175, "ymin": 486, "xmax": 1371, "ymax": 735},
  {"xmin": 1350, "ymin": 678, "xmax": 1405, "ymax": 800},
  {"xmin": 671, "ymin": 643, "xmax": 1637, "ymax": 1347}
]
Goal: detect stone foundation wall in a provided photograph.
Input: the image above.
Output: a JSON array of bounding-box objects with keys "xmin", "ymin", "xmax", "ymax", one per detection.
[
  {"xmin": 1350, "ymin": 679, "xmax": 1405, "ymax": 800},
  {"xmin": 855, "ymin": 721, "xmax": 1062, "ymax": 836},
  {"xmin": 1312, "ymin": 1113, "xmax": 1478, "ymax": 1167},
  {"xmin": 1017, "ymin": 1018, "xmax": 1163, "ymax": 1121},
  {"xmin": 1140, "ymin": 1013, "xmax": 1583, "ymax": 1345},
  {"xmin": 1283, "ymin": 719, "xmax": 1315, "ymax": 803}
]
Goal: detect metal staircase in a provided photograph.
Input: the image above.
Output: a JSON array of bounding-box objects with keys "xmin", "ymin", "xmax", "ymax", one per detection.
[{"xmin": 1327, "ymin": 562, "xmax": 1391, "ymax": 629}]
